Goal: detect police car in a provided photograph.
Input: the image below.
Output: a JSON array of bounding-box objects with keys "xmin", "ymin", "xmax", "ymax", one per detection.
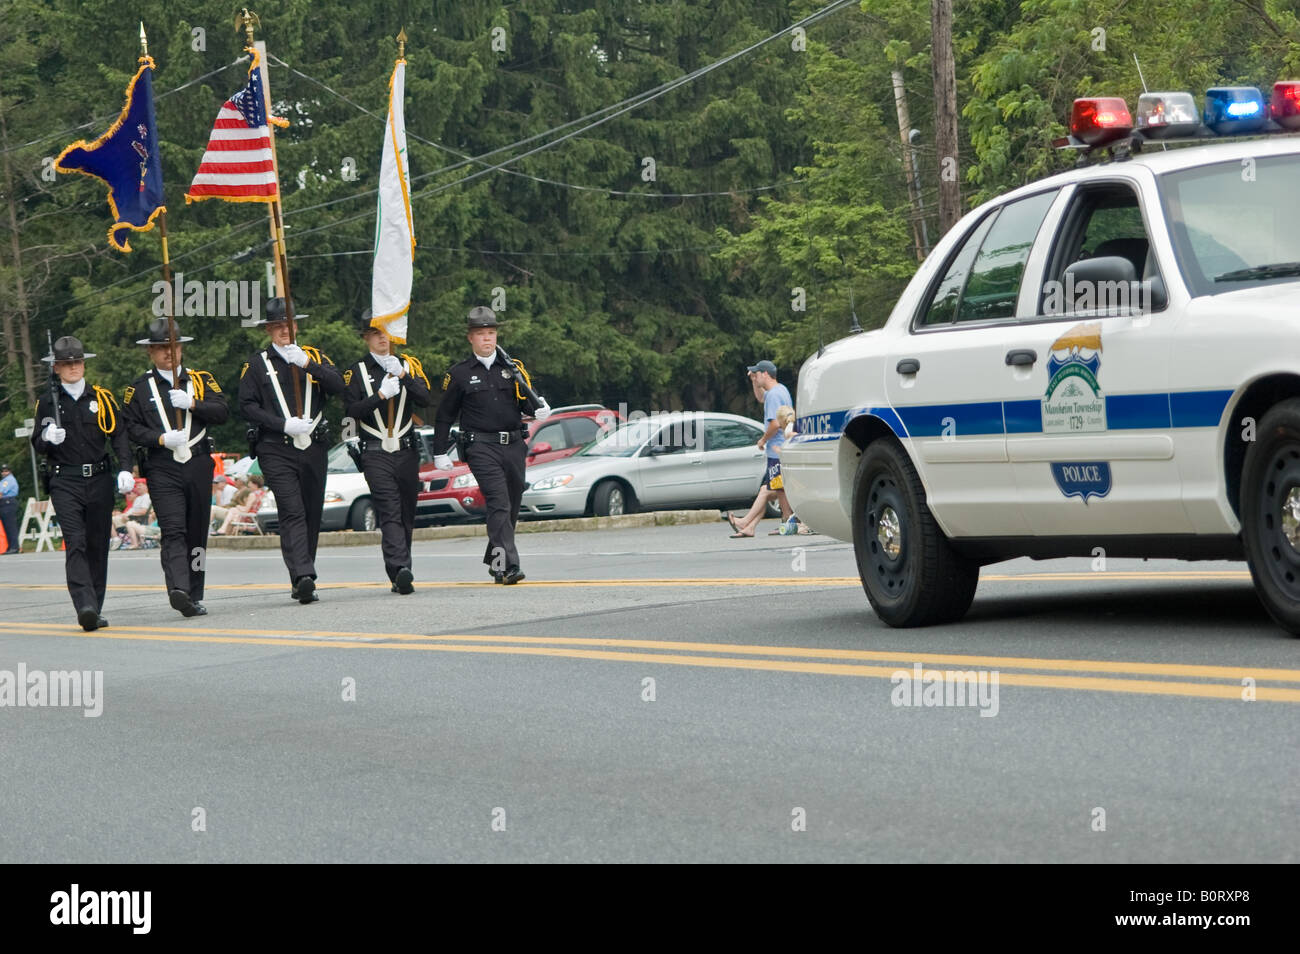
[{"xmin": 782, "ymin": 83, "xmax": 1300, "ymax": 634}]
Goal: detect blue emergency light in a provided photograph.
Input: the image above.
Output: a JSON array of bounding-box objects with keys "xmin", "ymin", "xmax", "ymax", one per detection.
[{"xmin": 1203, "ymin": 87, "xmax": 1266, "ymax": 133}]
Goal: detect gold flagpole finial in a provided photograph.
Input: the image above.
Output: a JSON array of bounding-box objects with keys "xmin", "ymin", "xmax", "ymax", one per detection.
[
  {"xmin": 397, "ymin": 28, "xmax": 407, "ymax": 59},
  {"xmin": 235, "ymin": 8, "xmax": 260, "ymax": 47},
  {"xmin": 139, "ymin": 21, "xmax": 148, "ymax": 56}
]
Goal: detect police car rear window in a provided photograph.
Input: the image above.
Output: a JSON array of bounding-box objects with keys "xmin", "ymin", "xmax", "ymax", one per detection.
[{"xmin": 1160, "ymin": 155, "xmax": 1300, "ymax": 297}]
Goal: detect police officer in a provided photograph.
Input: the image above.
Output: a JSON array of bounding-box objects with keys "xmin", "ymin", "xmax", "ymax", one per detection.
[
  {"xmin": 343, "ymin": 311, "xmax": 432, "ymax": 594},
  {"xmin": 30, "ymin": 335, "xmax": 134, "ymax": 631},
  {"xmin": 433, "ymin": 307, "xmax": 550, "ymax": 584},
  {"xmin": 238, "ymin": 297, "xmax": 345, "ymax": 603},
  {"xmin": 0, "ymin": 463, "xmax": 18, "ymax": 554},
  {"xmin": 124, "ymin": 318, "xmax": 229, "ymax": 617}
]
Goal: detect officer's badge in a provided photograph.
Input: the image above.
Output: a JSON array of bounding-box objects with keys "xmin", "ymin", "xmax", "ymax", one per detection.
[
  {"xmin": 123, "ymin": 386, "xmax": 135, "ymax": 404},
  {"xmin": 501, "ymin": 369, "xmax": 510, "ymax": 379},
  {"xmin": 343, "ymin": 369, "xmax": 353, "ymax": 385},
  {"xmin": 469, "ymin": 375, "xmax": 481, "ymax": 384},
  {"xmin": 441, "ymin": 373, "xmax": 450, "ymax": 391},
  {"xmin": 89, "ymin": 400, "xmax": 98, "ymax": 414}
]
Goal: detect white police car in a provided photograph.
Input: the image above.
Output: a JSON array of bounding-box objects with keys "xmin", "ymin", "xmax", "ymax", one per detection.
[{"xmin": 783, "ymin": 83, "xmax": 1300, "ymax": 634}]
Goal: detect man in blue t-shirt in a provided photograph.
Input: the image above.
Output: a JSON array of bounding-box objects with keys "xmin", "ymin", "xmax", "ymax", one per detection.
[
  {"xmin": 0, "ymin": 463, "xmax": 19, "ymax": 553},
  {"xmin": 748, "ymin": 360, "xmax": 793, "ymax": 523}
]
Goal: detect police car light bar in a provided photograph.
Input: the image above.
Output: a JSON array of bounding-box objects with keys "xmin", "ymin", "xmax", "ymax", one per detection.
[
  {"xmin": 1070, "ymin": 97, "xmax": 1133, "ymax": 146},
  {"xmin": 1271, "ymin": 81, "xmax": 1300, "ymax": 130},
  {"xmin": 1135, "ymin": 91, "xmax": 1200, "ymax": 138},
  {"xmin": 1204, "ymin": 86, "xmax": 1266, "ymax": 133}
]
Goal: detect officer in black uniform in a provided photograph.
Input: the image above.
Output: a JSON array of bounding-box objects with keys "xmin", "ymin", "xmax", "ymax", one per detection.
[
  {"xmin": 124, "ymin": 318, "xmax": 229, "ymax": 617},
  {"xmin": 30, "ymin": 335, "xmax": 134, "ymax": 631},
  {"xmin": 433, "ymin": 307, "xmax": 550, "ymax": 584},
  {"xmin": 237, "ymin": 297, "xmax": 345, "ymax": 603},
  {"xmin": 343, "ymin": 311, "xmax": 432, "ymax": 593}
]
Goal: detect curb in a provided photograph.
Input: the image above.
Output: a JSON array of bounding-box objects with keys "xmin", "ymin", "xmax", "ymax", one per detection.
[{"xmin": 205, "ymin": 509, "xmax": 723, "ymax": 550}]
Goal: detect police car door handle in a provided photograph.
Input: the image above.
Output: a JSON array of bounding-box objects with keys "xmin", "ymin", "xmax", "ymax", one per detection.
[
  {"xmin": 896, "ymin": 358, "xmax": 920, "ymax": 375},
  {"xmin": 1005, "ymin": 349, "xmax": 1038, "ymax": 367}
]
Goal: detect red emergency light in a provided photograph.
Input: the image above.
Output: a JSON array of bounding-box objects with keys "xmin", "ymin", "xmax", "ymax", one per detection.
[
  {"xmin": 1271, "ymin": 81, "xmax": 1300, "ymax": 130},
  {"xmin": 1070, "ymin": 97, "xmax": 1133, "ymax": 146}
]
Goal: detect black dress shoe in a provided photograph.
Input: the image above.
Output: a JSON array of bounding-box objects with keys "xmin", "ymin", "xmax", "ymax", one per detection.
[
  {"xmin": 77, "ymin": 607, "xmax": 99, "ymax": 631},
  {"xmin": 294, "ymin": 576, "xmax": 316, "ymax": 604},
  {"xmin": 394, "ymin": 567, "xmax": 414, "ymax": 595},
  {"xmin": 97, "ymin": 616, "xmax": 108, "ymax": 628},
  {"xmin": 492, "ymin": 571, "xmax": 505, "ymax": 584},
  {"xmin": 502, "ymin": 567, "xmax": 526, "ymax": 585},
  {"xmin": 192, "ymin": 602, "xmax": 208, "ymax": 616},
  {"xmin": 169, "ymin": 588, "xmax": 198, "ymax": 617}
]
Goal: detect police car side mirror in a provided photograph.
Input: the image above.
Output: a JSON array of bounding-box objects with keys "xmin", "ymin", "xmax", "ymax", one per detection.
[
  {"xmin": 1064, "ymin": 255, "xmax": 1137, "ymax": 286},
  {"xmin": 1145, "ymin": 275, "xmax": 1168, "ymax": 311}
]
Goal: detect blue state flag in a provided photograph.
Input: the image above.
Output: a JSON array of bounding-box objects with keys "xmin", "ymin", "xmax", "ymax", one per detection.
[{"xmin": 55, "ymin": 56, "xmax": 166, "ymax": 252}]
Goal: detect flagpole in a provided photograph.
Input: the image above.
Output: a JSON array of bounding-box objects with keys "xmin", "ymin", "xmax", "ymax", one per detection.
[
  {"xmin": 385, "ymin": 27, "xmax": 408, "ymax": 441},
  {"xmin": 140, "ymin": 22, "xmax": 184, "ymax": 429},
  {"xmin": 237, "ymin": 8, "xmax": 302, "ymax": 416}
]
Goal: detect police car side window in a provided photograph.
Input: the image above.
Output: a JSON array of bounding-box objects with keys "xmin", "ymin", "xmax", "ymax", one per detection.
[
  {"xmin": 920, "ymin": 213, "xmax": 995, "ymax": 326},
  {"xmin": 955, "ymin": 190, "xmax": 1058, "ymax": 322}
]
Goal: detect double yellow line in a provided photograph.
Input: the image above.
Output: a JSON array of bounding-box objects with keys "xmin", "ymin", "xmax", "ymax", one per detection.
[{"xmin": 0, "ymin": 620, "xmax": 1295, "ymax": 704}]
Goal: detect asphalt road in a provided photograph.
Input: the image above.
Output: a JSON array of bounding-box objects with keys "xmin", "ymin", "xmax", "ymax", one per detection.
[{"xmin": 0, "ymin": 521, "xmax": 1295, "ymax": 862}]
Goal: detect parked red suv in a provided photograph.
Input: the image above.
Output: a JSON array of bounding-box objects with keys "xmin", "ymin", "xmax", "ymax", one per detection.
[{"xmin": 415, "ymin": 405, "xmax": 621, "ymax": 522}]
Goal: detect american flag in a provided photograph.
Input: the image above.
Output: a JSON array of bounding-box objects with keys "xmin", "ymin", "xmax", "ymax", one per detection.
[{"xmin": 184, "ymin": 53, "xmax": 281, "ymax": 203}]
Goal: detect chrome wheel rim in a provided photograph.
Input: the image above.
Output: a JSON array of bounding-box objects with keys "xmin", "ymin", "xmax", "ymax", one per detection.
[{"xmin": 877, "ymin": 505, "xmax": 902, "ymax": 560}]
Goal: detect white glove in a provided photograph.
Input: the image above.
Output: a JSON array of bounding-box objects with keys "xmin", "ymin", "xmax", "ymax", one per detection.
[
  {"xmin": 161, "ymin": 430, "xmax": 188, "ymax": 450},
  {"xmin": 283, "ymin": 416, "xmax": 315, "ymax": 436},
  {"xmin": 168, "ymin": 388, "xmax": 193, "ymax": 409},
  {"xmin": 282, "ymin": 344, "xmax": 309, "ymax": 368},
  {"xmin": 434, "ymin": 455, "xmax": 454, "ymax": 471},
  {"xmin": 378, "ymin": 354, "xmax": 403, "ymax": 377},
  {"xmin": 534, "ymin": 401, "xmax": 552, "ymax": 421},
  {"xmin": 116, "ymin": 471, "xmax": 135, "ymax": 495},
  {"xmin": 42, "ymin": 422, "xmax": 66, "ymax": 445},
  {"xmin": 378, "ymin": 375, "xmax": 401, "ymax": 399}
]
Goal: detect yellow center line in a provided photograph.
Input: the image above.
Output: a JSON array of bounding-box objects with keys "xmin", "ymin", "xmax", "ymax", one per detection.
[
  {"xmin": 0, "ymin": 621, "xmax": 1294, "ymax": 683},
  {"xmin": 0, "ymin": 624, "xmax": 1292, "ymax": 703},
  {"xmin": 0, "ymin": 570, "xmax": 1257, "ymax": 591}
]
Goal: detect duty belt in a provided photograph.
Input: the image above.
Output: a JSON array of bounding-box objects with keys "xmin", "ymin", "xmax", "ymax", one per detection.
[
  {"xmin": 52, "ymin": 459, "xmax": 109, "ymax": 478},
  {"xmin": 465, "ymin": 429, "xmax": 525, "ymax": 445},
  {"xmin": 360, "ymin": 434, "xmax": 417, "ymax": 453}
]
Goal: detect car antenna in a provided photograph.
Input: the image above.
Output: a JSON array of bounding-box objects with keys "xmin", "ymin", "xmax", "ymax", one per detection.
[
  {"xmin": 848, "ymin": 284, "xmax": 863, "ymax": 335},
  {"xmin": 1133, "ymin": 53, "xmax": 1167, "ymax": 152}
]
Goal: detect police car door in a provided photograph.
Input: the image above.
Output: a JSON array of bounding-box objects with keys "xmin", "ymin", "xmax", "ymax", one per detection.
[
  {"xmin": 885, "ymin": 189, "xmax": 1061, "ymax": 537},
  {"xmin": 1004, "ymin": 176, "xmax": 1190, "ymax": 535}
]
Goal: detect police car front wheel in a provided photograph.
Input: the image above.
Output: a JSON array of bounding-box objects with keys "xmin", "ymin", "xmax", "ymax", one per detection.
[
  {"xmin": 1241, "ymin": 398, "xmax": 1300, "ymax": 635},
  {"xmin": 851, "ymin": 439, "xmax": 979, "ymax": 627}
]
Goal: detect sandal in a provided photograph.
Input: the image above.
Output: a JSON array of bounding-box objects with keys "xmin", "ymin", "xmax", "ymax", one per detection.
[
  {"xmin": 730, "ymin": 531, "xmax": 754, "ymax": 539},
  {"xmin": 725, "ymin": 512, "xmax": 740, "ymax": 533}
]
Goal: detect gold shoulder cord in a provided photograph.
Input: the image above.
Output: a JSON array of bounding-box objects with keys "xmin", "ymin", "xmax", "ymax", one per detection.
[
  {"xmin": 401, "ymin": 353, "xmax": 430, "ymax": 390},
  {"xmin": 186, "ymin": 369, "xmax": 207, "ymax": 401},
  {"xmin": 511, "ymin": 359, "xmax": 532, "ymax": 401},
  {"xmin": 92, "ymin": 385, "xmax": 119, "ymax": 434},
  {"xmin": 302, "ymin": 345, "xmax": 324, "ymax": 364}
]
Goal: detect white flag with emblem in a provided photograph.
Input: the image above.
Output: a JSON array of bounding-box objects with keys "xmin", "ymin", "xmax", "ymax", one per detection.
[{"xmin": 370, "ymin": 58, "xmax": 414, "ymax": 343}]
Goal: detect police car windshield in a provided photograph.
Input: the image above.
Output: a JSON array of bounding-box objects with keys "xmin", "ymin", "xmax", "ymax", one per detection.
[
  {"xmin": 581, "ymin": 419, "xmax": 660, "ymax": 457},
  {"xmin": 1160, "ymin": 154, "xmax": 1300, "ymax": 296}
]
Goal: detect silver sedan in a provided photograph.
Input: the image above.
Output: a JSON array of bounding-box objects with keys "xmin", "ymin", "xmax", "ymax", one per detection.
[{"xmin": 520, "ymin": 411, "xmax": 778, "ymax": 518}]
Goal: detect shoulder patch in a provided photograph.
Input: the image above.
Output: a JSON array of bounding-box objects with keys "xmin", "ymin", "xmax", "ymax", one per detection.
[
  {"xmin": 240, "ymin": 362, "xmax": 249, "ymax": 380},
  {"xmin": 123, "ymin": 385, "xmax": 135, "ymax": 404},
  {"xmin": 343, "ymin": 369, "xmax": 353, "ymax": 386},
  {"xmin": 442, "ymin": 372, "xmax": 451, "ymax": 392},
  {"xmin": 203, "ymin": 371, "xmax": 222, "ymax": 393}
]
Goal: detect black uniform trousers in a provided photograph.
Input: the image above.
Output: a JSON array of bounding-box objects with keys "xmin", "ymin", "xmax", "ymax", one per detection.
[
  {"xmin": 258, "ymin": 439, "xmax": 327, "ymax": 582},
  {"xmin": 466, "ymin": 439, "xmax": 528, "ymax": 571},
  {"xmin": 146, "ymin": 454, "xmax": 215, "ymax": 600},
  {"xmin": 361, "ymin": 446, "xmax": 419, "ymax": 582},
  {"xmin": 0, "ymin": 497, "xmax": 18, "ymax": 552},
  {"xmin": 49, "ymin": 471, "xmax": 114, "ymax": 614}
]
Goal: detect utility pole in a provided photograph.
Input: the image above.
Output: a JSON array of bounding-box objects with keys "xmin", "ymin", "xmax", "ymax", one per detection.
[
  {"xmin": 891, "ymin": 70, "xmax": 924, "ymax": 262},
  {"xmin": 0, "ymin": 83, "xmax": 37, "ymax": 406},
  {"xmin": 931, "ymin": 0, "xmax": 961, "ymax": 237}
]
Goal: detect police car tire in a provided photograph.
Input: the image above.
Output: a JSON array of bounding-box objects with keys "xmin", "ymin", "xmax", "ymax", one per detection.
[
  {"xmin": 851, "ymin": 438, "xmax": 978, "ymax": 627},
  {"xmin": 349, "ymin": 498, "xmax": 377, "ymax": 533},
  {"xmin": 1241, "ymin": 399, "xmax": 1300, "ymax": 635}
]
